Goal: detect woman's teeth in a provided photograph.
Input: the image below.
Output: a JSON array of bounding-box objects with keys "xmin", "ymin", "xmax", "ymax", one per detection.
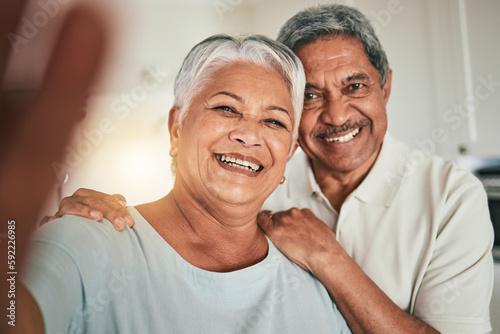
[
  {"xmin": 215, "ymin": 154, "xmax": 262, "ymax": 172},
  {"xmin": 325, "ymin": 128, "xmax": 360, "ymax": 143}
]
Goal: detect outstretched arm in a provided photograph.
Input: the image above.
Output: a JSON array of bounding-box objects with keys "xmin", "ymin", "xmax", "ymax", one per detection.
[
  {"xmin": 258, "ymin": 208, "xmax": 439, "ymax": 334},
  {"xmin": 0, "ymin": 3, "xmax": 107, "ymax": 333}
]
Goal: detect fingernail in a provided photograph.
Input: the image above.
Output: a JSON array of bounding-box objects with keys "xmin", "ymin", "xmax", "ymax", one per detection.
[
  {"xmin": 115, "ymin": 218, "xmax": 126, "ymax": 230},
  {"xmin": 125, "ymin": 216, "xmax": 134, "ymax": 227},
  {"xmin": 90, "ymin": 211, "xmax": 101, "ymax": 219}
]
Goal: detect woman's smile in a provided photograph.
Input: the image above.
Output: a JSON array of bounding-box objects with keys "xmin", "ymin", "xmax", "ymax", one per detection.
[{"xmin": 215, "ymin": 153, "xmax": 263, "ymax": 174}]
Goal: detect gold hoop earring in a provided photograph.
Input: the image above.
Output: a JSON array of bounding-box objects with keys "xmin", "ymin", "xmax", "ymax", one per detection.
[{"xmin": 280, "ymin": 176, "xmax": 286, "ymax": 184}]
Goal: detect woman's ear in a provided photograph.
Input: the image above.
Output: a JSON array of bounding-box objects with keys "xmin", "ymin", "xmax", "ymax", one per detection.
[
  {"xmin": 168, "ymin": 107, "xmax": 180, "ymax": 153},
  {"xmin": 287, "ymin": 141, "xmax": 300, "ymax": 162}
]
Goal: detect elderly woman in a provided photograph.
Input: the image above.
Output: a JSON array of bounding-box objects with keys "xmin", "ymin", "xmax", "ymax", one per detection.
[{"xmin": 19, "ymin": 35, "xmax": 350, "ymax": 333}]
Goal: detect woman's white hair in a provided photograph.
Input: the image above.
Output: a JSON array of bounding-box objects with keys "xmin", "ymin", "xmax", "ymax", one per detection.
[{"xmin": 173, "ymin": 34, "xmax": 305, "ymax": 142}]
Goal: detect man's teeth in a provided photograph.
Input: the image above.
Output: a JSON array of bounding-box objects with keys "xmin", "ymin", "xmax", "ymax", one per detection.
[
  {"xmin": 325, "ymin": 128, "xmax": 360, "ymax": 143},
  {"xmin": 215, "ymin": 154, "xmax": 262, "ymax": 172}
]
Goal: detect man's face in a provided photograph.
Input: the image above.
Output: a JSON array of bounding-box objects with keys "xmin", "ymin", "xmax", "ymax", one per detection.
[{"xmin": 295, "ymin": 37, "xmax": 392, "ymax": 175}]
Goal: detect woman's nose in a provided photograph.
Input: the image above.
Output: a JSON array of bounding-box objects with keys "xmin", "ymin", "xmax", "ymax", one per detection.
[{"xmin": 228, "ymin": 118, "xmax": 263, "ymax": 147}]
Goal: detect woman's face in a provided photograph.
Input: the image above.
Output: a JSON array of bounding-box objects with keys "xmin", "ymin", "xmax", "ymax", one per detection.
[{"xmin": 170, "ymin": 62, "xmax": 297, "ymax": 208}]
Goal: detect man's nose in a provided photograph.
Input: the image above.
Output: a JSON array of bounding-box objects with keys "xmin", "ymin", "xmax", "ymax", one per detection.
[{"xmin": 320, "ymin": 99, "xmax": 350, "ymax": 126}]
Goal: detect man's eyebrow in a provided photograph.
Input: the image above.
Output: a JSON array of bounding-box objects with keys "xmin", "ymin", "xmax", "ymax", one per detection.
[
  {"xmin": 305, "ymin": 83, "xmax": 320, "ymax": 90},
  {"xmin": 344, "ymin": 73, "xmax": 370, "ymax": 84},
  {"xmin": 209, "ymin": 91, "xmax": 245, "ymax": 103}
]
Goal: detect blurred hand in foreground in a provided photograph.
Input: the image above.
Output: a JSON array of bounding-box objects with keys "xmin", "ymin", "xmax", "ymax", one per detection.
[{"xmin": 0, "ymin": 1, "xmax": 107, "ymax": 332}]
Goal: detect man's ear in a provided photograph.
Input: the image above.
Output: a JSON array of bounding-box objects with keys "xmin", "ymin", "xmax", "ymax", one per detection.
[
  {"xmin": 168, "ymin": 107, "xmax": 180, "ymax": 152},
  {"xmin": 382, "ymin": 69, "xmax": 393, "ymax": 104},
  {"xmin": 287, "ymin": 141, "xmax": 300, "ymax": 162}
]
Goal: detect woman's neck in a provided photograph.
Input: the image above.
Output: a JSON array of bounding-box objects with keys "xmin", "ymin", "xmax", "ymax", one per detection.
[{"xmin": 136, "ymin": 186, "xmax": 268, "ymax": 273}]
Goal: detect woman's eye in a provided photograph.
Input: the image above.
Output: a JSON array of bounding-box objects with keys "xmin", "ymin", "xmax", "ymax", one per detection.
[
  {"xmin": 214, "ymin": 106, "xmax": 236, "ymax": 114},
  {"xmin": 266, "ymin": 119, "xmax": 286, "ymax": 129}
]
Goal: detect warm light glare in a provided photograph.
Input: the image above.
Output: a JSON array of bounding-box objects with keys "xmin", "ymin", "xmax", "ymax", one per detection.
[{"xmin": 121, "ymin": 148, "xmax": 154, "ymax": 181}]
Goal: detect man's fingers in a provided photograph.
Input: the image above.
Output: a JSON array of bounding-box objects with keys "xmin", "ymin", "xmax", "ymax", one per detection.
[
  {"xmin": 257, "ymin": 211, "xmax": 276, "ymax": 233},
  {"xmin": 111, "ymin": 194, "xmax": 127, "ymax": 207},
  {"xmin": 60, "ymin": 188, "xmax": 134, "ymax": 229},
  {"xmin": 58, "ymin": 199, "xmax": 103, "ymax": 220},
  {"xmin": 78, "ymin": 196, "xmax": 129, "ymax": 230},
  {"xmin": 60, "ymin": 197, "xmax": 130, "ymax": 231},
  {"xmin": 94, "ymin": 194, "xmax": 134, "ymax": 228},
  {"xmin": 73, "ymin": 188, "xmax": 126, "ymax": 207}
]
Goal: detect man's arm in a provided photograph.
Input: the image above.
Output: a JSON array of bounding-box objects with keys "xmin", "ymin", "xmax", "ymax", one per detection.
[{"xmin": 258, "ymin": 208, "xmax": 439, "ymax": 334}]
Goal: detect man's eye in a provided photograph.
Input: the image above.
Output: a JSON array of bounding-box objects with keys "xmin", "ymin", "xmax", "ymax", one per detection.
[
  {"xmin": 345, "ymin": 83, "xmax": 364, "ymax": 92},
  {"xmin": 304, "ymin": 92, "xmax": 317, "ymax": 100}
]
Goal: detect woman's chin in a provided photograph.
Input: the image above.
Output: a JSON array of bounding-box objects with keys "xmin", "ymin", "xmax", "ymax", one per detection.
[{"xmin": 206, "ymin": 185, "xmax": 269, "ymax": 210}]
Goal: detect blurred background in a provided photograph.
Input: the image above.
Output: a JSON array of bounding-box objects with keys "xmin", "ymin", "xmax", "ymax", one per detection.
[
  {"xmin": 4, "ymin": 0, "xmax": 499, "ymax": 206},
  {"xmin": 4, "ymin": 0, "xmax": 500, "ymax": 330}
]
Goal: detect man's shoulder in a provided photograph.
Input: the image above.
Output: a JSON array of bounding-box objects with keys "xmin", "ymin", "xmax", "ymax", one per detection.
[{"xmin": 387, "ymin": 135, "xmax": 482, "ymax": 189}]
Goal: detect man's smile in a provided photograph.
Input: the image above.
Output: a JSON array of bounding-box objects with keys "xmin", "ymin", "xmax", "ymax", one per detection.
[{"xmin": 325, "ymin": 128, "xmax": 360, "ymax": 143}]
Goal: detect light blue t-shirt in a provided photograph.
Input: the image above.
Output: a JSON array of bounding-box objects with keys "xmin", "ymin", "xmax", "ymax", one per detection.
[{"xmin": 23, "ymin": 207, "xmax": 350, "ymax": 334}]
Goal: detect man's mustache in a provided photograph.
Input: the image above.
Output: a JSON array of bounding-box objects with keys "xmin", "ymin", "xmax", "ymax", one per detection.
[{"xmin": 311, "ymin": 119, "xmax": 371, "ymax": 138}]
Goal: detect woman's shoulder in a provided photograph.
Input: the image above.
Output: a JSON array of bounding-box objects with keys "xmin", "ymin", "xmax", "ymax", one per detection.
[{"xmin": 31, "ymin": 207, "xmax": 151, "ymax": 258}]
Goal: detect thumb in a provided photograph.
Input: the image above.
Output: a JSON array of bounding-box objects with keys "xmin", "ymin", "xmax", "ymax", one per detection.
[{"xmin": 257, "ymin": 211, "xmax": 274, "ymax": 233}]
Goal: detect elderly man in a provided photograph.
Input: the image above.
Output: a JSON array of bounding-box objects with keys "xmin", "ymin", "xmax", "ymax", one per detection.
[
  {"xmin": 48, "ymin": 4, "xmax": 494, "ymax": 333},
  {"xmin": 258, "ymin": 4, "xmax": 494, "ymax": 333}
]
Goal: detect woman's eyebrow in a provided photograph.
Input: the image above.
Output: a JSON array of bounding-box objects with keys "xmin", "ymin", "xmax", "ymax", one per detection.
[
  {"xmin": 209, "ymin": 91, "xmax": 244, "ymax": 103},
  {"xmin": 267, "ymin": 105, "xmax": 291, "ymax": 118},
  {"xmin": 210, "ymin": 91, "xmax": 291, "ymax": 118}
]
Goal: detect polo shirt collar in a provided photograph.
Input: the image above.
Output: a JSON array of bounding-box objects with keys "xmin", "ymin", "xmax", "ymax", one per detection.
[
  {"xmin": 287, "ymin": 134, "xmax": 409, "ymax": 207},
  {"xmin": 353, "ymin": 134, "xmax": 409, "ymax": 207},
  {"xmin": 287, "ymin": 148, "xmax": 321, "ymax": 200}
]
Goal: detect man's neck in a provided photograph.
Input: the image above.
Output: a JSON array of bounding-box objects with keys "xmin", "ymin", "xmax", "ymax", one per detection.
[{"xmin": 311, "ymin": 150, "xmax": 380, "ymax": 213}]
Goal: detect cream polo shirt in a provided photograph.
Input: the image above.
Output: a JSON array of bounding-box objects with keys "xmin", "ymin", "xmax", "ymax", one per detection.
[{"xmin": 263, "ymin": 134, "xmax": 494, "ymax": 333}]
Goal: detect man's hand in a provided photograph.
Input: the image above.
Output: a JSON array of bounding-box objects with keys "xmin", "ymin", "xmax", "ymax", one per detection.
[
  {"xmin": 42, "ymin": 188, "xmax": 134, "ymax": 230},
  {"xmin": 257, "ymin": 208, "xmax": 343, "ymax": 274},
  {"xmin": 258, "ymin": 208, "xmax": 439, "ymax": 334}
]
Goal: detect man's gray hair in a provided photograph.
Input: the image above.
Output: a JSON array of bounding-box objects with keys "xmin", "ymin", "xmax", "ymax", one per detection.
[
  {"xmin": 173, "ymin": 34, "xmax": 305, "ymax": 141},
  {"xmin": 277, "ymin": 4, "xmax": 389, "ymax": 87}
]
